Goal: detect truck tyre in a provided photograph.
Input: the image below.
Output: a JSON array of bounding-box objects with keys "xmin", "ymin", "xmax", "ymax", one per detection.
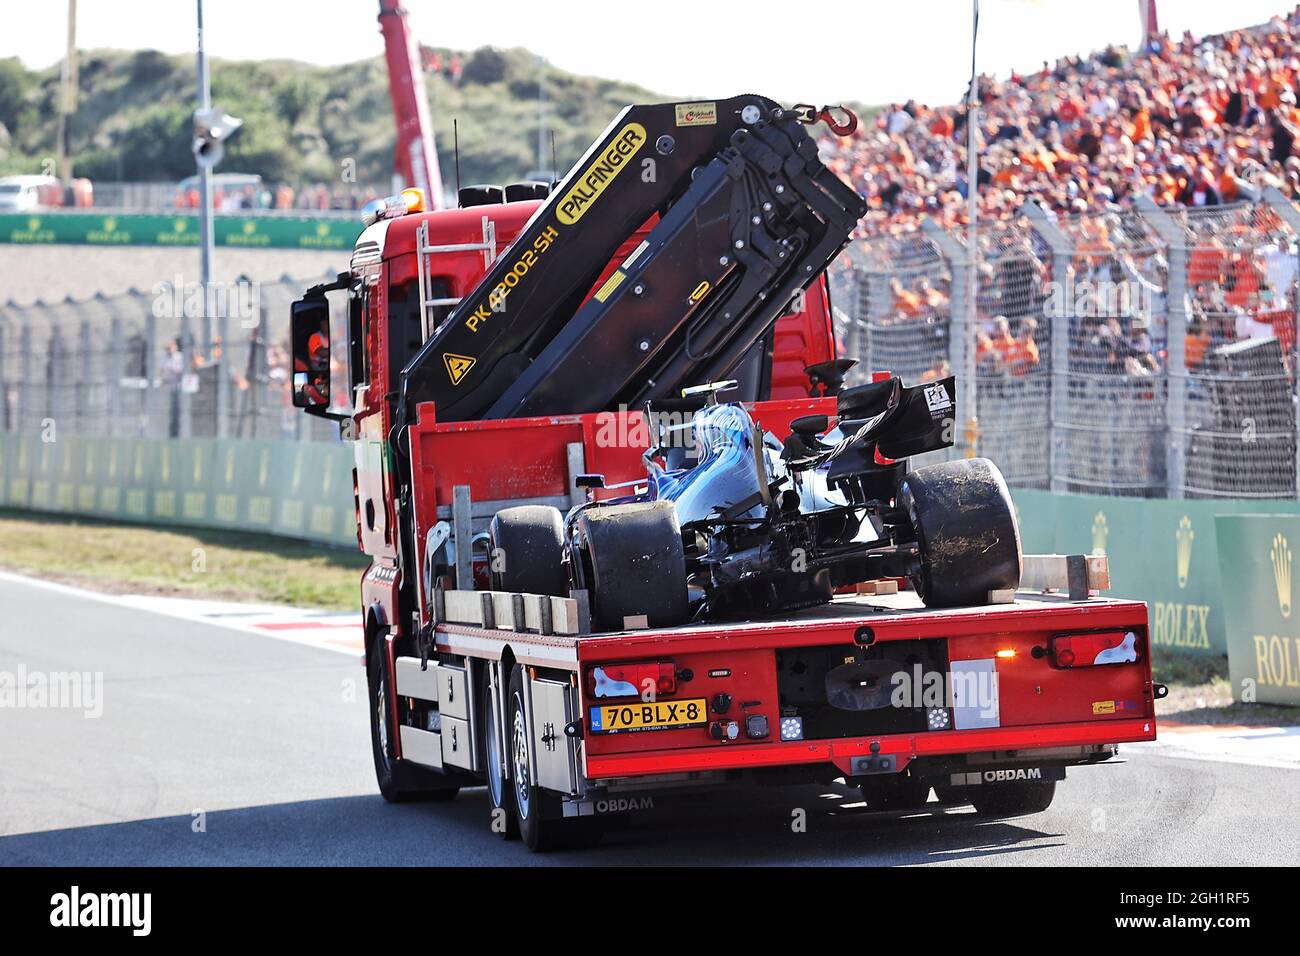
[
  {"xmin": 488, "ymin": 506, "xmax": 569, "ymax": 597},
  {"xmin": 367, "ymin": 640, "xmax": 460, "ymax": 803},
  {"xmin": 577, "ymin": 501, "xmax": 689, "ymax": 632},
  {"xmin": 897, "ymin": 457, "xmax": 1022, "ymax": 608},
  {"xmin": 970, "ymin": 780, "xmax": 1056, "ymax": 817},
  {"xmin": 858, "ymin": 774, "xmax": 932, "ymax": 812},
  {"xmin": 483, "ymin": 667, "xmax": 520, "ymax": 839},
  {"xmin": 508, "ymin": 665, "xmax": 603, "ymax": 851}
]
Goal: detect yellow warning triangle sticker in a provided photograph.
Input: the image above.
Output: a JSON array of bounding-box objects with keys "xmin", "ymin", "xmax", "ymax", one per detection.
[{"xmin": 443, "ymin": 352, "xmax": 476, "ymax": 385}]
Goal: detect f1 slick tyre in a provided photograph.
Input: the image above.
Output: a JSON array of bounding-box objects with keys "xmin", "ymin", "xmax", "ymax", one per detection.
[
  {"xmin": 898, "ymin": 457, "xmax": 1022, "ymax": 608},
  {"xmin": 577, "ymin": 500, "xmax": 689, "ymax": 632},
  {"xmin": 488, "ymin": 505, "xmax": 568, "ymax": 597},
  {"xmin": 367, "ymin": 640, "xmax": 460, "ymax": 803},
  {"xmin": 508, "ymin": 665, "xmax": 604, "ymax": 851},
  {"xmin": 970, "ymin": 780, "xmax": 1056, "ymax": 817}
]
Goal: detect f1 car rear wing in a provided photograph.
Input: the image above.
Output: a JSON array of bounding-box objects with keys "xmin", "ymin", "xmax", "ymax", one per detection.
[{"xmin": 396, "ymin": 95, "xmax": 865, "ymax": 424}]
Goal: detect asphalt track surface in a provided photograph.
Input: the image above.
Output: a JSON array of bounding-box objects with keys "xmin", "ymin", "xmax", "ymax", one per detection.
[{"xmin": 2, "ymin": 573, "xmax": 1297, "ymax": 866}]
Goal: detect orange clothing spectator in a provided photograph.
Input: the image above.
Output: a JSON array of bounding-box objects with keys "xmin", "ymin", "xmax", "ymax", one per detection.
[{"xmin": 1185, "ymin": 327, "xmax": 1212, "ymax": 368}]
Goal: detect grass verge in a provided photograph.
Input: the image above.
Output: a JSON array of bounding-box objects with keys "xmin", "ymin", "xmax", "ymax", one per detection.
[{"xmin": 0, "ymin": 509, "xmax": 367, "ymax": 610}]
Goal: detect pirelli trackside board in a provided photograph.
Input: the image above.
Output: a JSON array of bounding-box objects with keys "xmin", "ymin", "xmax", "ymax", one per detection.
[{"xmin": 399, "ymin": 95, "xmax": 780, "ymax": 421}]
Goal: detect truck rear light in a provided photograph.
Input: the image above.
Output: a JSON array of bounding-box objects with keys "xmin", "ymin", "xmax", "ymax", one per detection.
[
  {"xmin": 588, "ymin": 662, "xmax": 676, "ymax": 699},
  {"xmin": 1050, "ymin": 631, "xmax": 1140, "ymax": 668},
  {"xmin": 779, "ymin": 716, "xmax": 804, "ymax": 741},
  {"xmin": 926, "ymin": 706, "xmax": 950, "ymax": 730}
]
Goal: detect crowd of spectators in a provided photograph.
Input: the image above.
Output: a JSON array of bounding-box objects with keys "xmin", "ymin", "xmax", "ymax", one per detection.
[
  {"xmin": 838, "ymin": 10, "xmax": 1300, "ymax": 391},
  {"xmin": 825, "ymin": 8, "xmax": 1300, "ymax": 237}
]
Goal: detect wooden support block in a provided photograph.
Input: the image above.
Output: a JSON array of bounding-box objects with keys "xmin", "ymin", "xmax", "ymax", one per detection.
[
  {"xmin": 987, "ymin": 588, "xmax": 1016, "ymax": 604},
  {"xmin": 1020, "ymin": 554, "xmax": 1110, "ymax": 594},
  {"xmin": 855, "ymin": 579, "xmax": 899, "ymax": 596},
  {"xmin": 622, "ymin": 614, "xmax": 650, "ymax": 630}
]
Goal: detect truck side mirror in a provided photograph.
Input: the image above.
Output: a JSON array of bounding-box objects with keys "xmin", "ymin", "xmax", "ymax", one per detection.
[{"xmin": 291, "ymin": 296, "xmax": 331, "ymax": 408}]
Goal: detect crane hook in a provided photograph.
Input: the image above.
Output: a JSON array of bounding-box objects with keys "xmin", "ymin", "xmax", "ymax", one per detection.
[{"xmin": 791, "ymin": 104, "xmax": 859, "ymax": 137}]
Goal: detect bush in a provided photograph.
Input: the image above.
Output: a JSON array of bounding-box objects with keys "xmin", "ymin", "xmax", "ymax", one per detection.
[{"xmin": 462, "ymin": 47, "xmax": 508, "ymax": 85}]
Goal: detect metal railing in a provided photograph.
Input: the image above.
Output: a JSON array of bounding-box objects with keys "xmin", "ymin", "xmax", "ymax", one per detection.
[
  {"xmin": 5, "ymin": 192, "xmax": 1300, "ymax": 500},
  {"xmin": 0, "ymin": 273, "xmax": 341, "ymax": 444},
  {"xmin": 833, "ymin": 189, "xmax": 1300, "ymax": 499}
]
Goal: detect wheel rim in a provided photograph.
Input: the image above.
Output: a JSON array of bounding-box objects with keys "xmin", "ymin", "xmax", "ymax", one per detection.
[
  {"xmin": 375, "ymin": 674, "xmax": 390, "ymax": 771},
  {"xmin": 485, "ymin": 688, "xmax": 504, "ymax": 806},
  {"xmin": 511, "ymin": 697, "xmax": 531, "ymax": 819}
]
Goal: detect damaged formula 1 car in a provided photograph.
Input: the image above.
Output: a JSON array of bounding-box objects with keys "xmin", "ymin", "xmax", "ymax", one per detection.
[{"xmin": 488, "ymin": 372, "xmax": 1023, "ymax": 632}]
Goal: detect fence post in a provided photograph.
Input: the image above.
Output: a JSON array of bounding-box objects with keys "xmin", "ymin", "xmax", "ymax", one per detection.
[
  {"xmin": 839, "ymin": 244, "xmax": 870, "ymax": 376},
  {"xmin": 18, "ymin": 320, "xmax": 31, "ymax": 432},
  {"xmin": 78, "ymin": 316, "xmax": 93, "ymax": 435},
  {"xmin": 921, "ymin": 219, "xmax": 975, "ymax": 455},
  {"xmin": 0, "ymin": 302, "xmax": 10, "ymax": 433},
  {"xmin": 1261, "ymin": 186, "xmax": 1300, "ymax": 498},
  {"xmin": 140, "ymin": 291, "xmax": 160, "ymax": 440},
  {"xmin": 106, "ymin": 311, "xmax": 124, "ymax": 439},
  {"xmin": 1024, "ymin": 201, "xmax": 1074, "ymax": 492},
  {"xmin": 1135, "ymin": 195, "xmax": 1188, "ymax": 499}
]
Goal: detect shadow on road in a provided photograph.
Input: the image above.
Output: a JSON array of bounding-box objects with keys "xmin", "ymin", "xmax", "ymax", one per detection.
[{"xmin": 0, "ymin": 782, "xmax": 1063, "ymax": 866}]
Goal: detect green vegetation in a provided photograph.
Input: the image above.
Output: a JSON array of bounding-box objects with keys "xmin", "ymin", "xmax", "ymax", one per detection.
[
  {"xmin": 0, "ymin": 509, "xmax": 367, "ymax": 609},
  {"xmin": 0, "ymin": 47, "xmax": 667, "ymax": 189}
]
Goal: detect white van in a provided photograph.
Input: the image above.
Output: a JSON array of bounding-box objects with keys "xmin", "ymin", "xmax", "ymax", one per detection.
[{"xmin": 0, "ymin": 175, "xmax": 64, "ymax": 212}]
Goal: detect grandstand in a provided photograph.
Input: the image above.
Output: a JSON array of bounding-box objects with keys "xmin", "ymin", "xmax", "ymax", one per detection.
[{"xmin": 827, "ymin": 8, "xmax": 1300, "ymax": 499}]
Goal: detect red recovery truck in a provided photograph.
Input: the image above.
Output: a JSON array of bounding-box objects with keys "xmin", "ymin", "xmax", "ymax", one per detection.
[{"xmin": 290, "ymin": 95, "xmax": 1162, "ymax": 850}]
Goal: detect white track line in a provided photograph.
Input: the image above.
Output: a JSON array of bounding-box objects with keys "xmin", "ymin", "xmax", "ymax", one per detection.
[
  {"xmin": 0, "ymin": 570, "xmax": 363, "ymax": 659},
  {"xmin": 1131, "ymin": 724, "xmax": 1300, "ymax": 770}
]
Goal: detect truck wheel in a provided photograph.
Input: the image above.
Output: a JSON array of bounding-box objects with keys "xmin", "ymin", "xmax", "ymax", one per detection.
[
  {"xmin": 858, "ymin": 775, "xmax": 932, "ymax": 812},
  {"xmin": 508, "ymin": 665, "xmax": 604, "ymax": 851},
  {"xmin": 367, "ymin": 640, "xmax": 460, "ymax": 803},
  {"xmin": 483, "ymin": 667, "xmax": 520, "ymax": 840},
  {"xmin": 897, "ymin": 457, "xmax": 1022, "ymax": 608},
  {"xmin": 488, "ymin": 505, "xmax": 568, "ymax": 597},
  {"xmin": 970, "ymin": 780, "xmax": 1056, "ymax": 817},
  {"xmin": 577, "ymin": 501, "xmax": 689, "ymax": 632}
]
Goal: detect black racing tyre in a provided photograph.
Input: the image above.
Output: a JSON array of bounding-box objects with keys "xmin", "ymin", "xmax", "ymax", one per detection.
[
  {"xmin": 969, "ymin": 780, "xmax": 1056, "ymax": 817},
  {"xmin": 577, "ymin": 501, "xmax": 689, "ymax": 632},
  {"xmin": 897, "ymin": 457, "xmax": 1022, "ymax": 608},
  {"xmin": 367, "ymin": 640, "xmax": 460, "ymax": 803},
  {"xmin": 858, "ymin": 775, "xmax": 933, "ymax": 812},
  {"xmin": 483, "ymin": 666, "xmax": 520, "ymax": 839},
  {"xmin": 508, "ymin": 666, "xmax": 604, "ymax": 851},
  {"xmin": 488, "ymin": 505, "xmax": 568, "ymax": 597},
  {"xmin": 458, "ymin": 183, "xmax": 505, "ymax": 207}
]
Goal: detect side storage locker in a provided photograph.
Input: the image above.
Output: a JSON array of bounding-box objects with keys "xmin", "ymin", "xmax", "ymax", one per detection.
[{"xmin": 530, "ymin": 678, "xmax": 578, "ymax": 794}]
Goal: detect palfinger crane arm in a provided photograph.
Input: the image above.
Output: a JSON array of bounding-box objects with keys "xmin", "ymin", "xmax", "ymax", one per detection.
[{"xmin": 398, "ymin": 95, "xmax": 864, "ymax": 424}]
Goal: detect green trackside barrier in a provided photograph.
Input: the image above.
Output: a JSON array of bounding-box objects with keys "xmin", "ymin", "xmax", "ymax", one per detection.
[
  {"xmin": 0, "ymin": 212, "xmax": 362, "ymax": 250},
  {"xmin": 0, "ymin": 433, "xmax": 357, "ymax": 547},
  {"xmin": 1012, "ymin": 489, "xmax": 1300, "ymax": 661},
  {"xmin": 1215, "ymin": 515, "xmax": 1300, "ymax": 706}
]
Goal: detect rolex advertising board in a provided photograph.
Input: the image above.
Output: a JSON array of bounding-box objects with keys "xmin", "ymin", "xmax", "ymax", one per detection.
[
  {"xmin": 1013, "ymin": 490, "xmax": 1300, "ymax": 665},
  {"xmin": 1215, "ymin": 516, "xmax": 1300, "ymax": 706}
]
